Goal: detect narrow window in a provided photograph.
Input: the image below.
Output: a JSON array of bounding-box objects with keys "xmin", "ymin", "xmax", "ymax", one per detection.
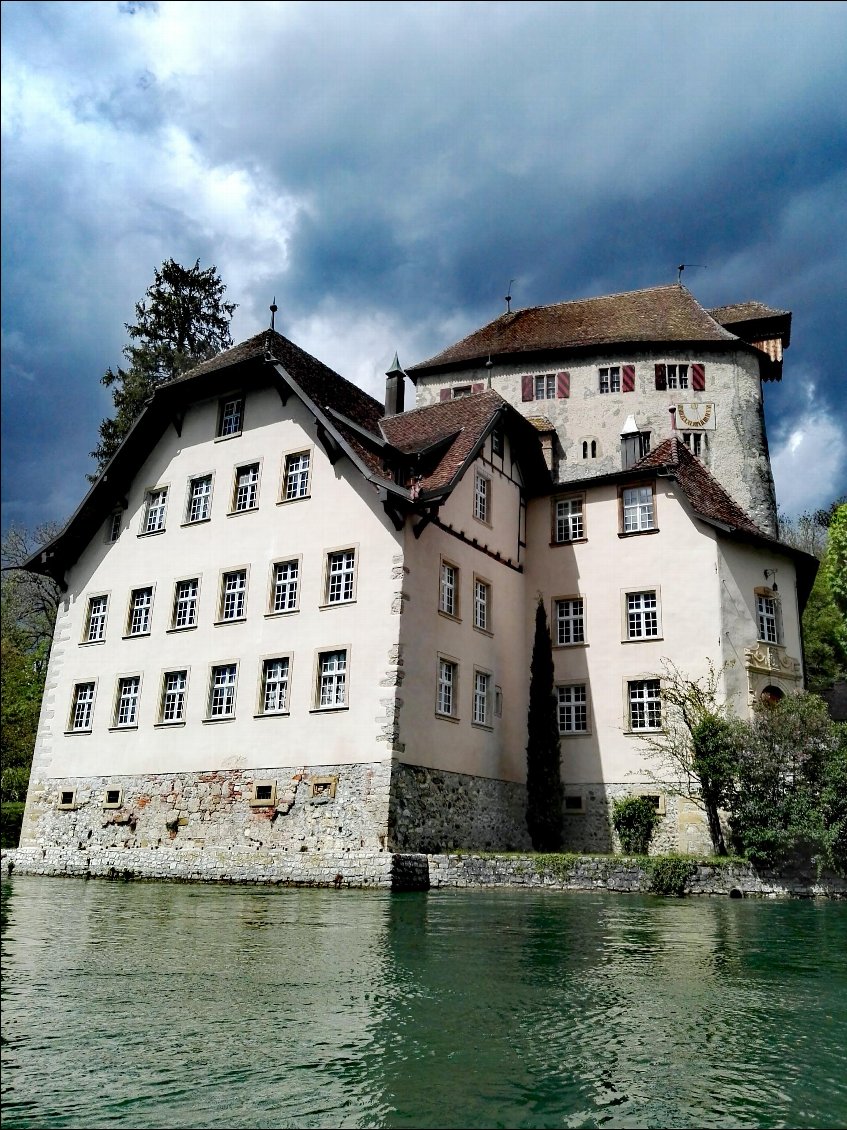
[
  {"xmin": 233, "ymin": 463, "xmax": 260, "ymax": 512},
  {"xmin": 437, "ymin": 658, "xmax": 457, "ymax": 717},
  {"xmin": 491, "ymin": 429, "xmax": 504, "ymax": 457},
  {"xmin": 218, "ymin": 397, "xmax": 243, "ymax": 437},
  {"xmin": 69, "ymin": 682, "xmax": 95, "ymax": 731},
  {"xmin": 557, "ymin": 684, "xmax": 588, "ymax": 733},
  {"xmin": 186, "ymin": 475, "xmax": 212, "ymax": 523},
  {"xmin": 160, "ymin": 670, "xmax": 187, "ymax": 723},
  {"xmin": 220, "ymin": 570, "xmax": 247, "ymax": 621},
  {"xmin": 261, "ymin": 657, "xmax": 290, "ymax": 714},
  {"xmin": 114, "ymin": 676, "xmax": 140, "ymax": 727},
  {"xmin": 208, "ymin": 664, "xmax": 237, "ymax": 718},
  {"xmin": 627, "ymin": 591, "xmax": 659, "ymax": 638},
  {"xmin": 439, "ymin": 562, "xmax": 458, "ymax": 617},
  {"xmin": 622, "ymin": 486, "xmax": 655, "ymax": 532},
  {"xmin": 473, "ymin": 472, "xmax": 489, "ymax": 523},
  {"xmin": 554, "ymin": 598, "xmax": 585, "ymax": 646},
  {"xmin": 127, "ymin": 587, "xmax": 153, "ymax": 636},
  {"xmin": 599, "ymin": 366, "xmax": 621, "ymax": 394},
  {"xmin": 172, "ymin": 579, "xmax": 199, "ymax": 629},
  {"xmin": 629, "ymin": 679, "xmax": 662, "ymax": 730},
  {"xmin": 106, "ymin": 511, "xmax": 122, "ymax": 543},
  {"xmin": 473, "ymin": 578, "xmax": 490, "ymax": 632},
  {"xmin": 756, "ymin": 595, "xmax": 779, "ymax": 643},
  {"xmin": 317, "ymin": 650, "xmax": 347, "ymax": 708},
  {"xmin": 554, "ymin": 497, "xmax": 584, "ymax": 542},
  {"xmin": 84, "ymin": 595, "xmax": 108, "ymax": 642},
  {"xmin": 326, "ymin": 550, "xmax": 356, "ymax": 604},
  {"xmin": 472, "ymin": 670, "xmax": 490, "ymax": 726},
  {"xmin": 272, "ymin": 560, "xmax": 299, "ymax": 613},
  {"xmin": 283, "ymin": 452, "xmax": 311, "ymax": 500},
  {"xmin": 582, "ymin": 440, "xmax": 588, "ymax": 459},
  {"xmin": 143, "ymin": 487, "xmax": 168, "ymax": 534},
  {"xmin": 591, "ymin": 440, "xmax": 597, "ymax": 458}
]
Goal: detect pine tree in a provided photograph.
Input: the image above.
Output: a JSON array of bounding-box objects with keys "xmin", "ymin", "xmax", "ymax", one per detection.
[
  {"xmin": 526, "ymin": 597, "xmax": 564, "ymax": 850},
  {"xmin": 90, "ymin": 258, "xmax": 237, "ymax": 474}
]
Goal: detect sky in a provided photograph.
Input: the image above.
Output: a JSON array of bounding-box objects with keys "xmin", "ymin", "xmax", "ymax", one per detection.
[{"xmin": 2, "ymin": 0, "xmax": 846, "ymax": 536}]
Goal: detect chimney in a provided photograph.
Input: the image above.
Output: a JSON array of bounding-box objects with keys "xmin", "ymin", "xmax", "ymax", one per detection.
[{"xmin": 385, "ymin": 352, "xmax": 406, "ymax": 416}]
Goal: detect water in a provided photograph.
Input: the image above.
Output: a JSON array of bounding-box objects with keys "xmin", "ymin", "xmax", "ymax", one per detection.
[{"xmin": 2, "ymin": 877, "xmax": 846, "ymax": 1129}]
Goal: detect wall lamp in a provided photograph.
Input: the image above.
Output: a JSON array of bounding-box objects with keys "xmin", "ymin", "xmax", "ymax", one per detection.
[{"xmin": 764, "ymin": 568, "xmax": 779, "ymax": 592}]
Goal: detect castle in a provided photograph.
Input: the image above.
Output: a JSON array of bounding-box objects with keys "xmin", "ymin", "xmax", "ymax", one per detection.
[{"xmin": 18, "ymin": 284, "xmax": 816, "ymax": 870}]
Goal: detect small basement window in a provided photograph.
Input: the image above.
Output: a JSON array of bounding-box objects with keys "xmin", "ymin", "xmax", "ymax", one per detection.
[
  {"xmin": 564, "ymin": 794, "xmax": 585, "ymax": 814},
  {"xmin": 103, "ymin": 788, "xmax": 123, "ymax": 809},
  {"xmin": 250, "ymin": 780, "xmax": 277, "ymax": 806},
  {"xmin": 309, "ymin": 776, "xmax": 338, "ymax": 803},
  {"xmin": 58, "ymin": 789, "xmax": 77, "ymax": 810},
  {"xmin": 637, "ymin": 791, "xmax": 667, "ymax": 815}
]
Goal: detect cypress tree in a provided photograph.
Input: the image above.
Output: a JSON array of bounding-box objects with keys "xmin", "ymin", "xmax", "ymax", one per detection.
[{"xmin": 526, "ymin": 597, "xmax": 564, "ymax": 850}]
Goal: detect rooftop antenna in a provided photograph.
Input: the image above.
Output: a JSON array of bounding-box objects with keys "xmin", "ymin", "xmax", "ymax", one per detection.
[
  {"xmin": 505, "ymin": 279, "xmax": 515, "ymax": 313},
  {"xmin": 269, "ymin": 297, "xmax": 278, "ymax": 331},
  {"xmin": 677, "ymin": 263, "xmax": 707, "ymax": 284}
]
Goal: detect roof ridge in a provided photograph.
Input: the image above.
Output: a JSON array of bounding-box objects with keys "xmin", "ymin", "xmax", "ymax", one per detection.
[{"xmin": 393, "ymin": 387, "xmax": 504, "ymax": 420}]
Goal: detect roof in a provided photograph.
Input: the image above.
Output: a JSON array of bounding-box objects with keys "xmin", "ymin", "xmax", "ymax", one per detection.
[
  {"xmin": 708, "ymin": 300, "xmax": 789, "ymax": 324},
  {"xmin": 410, "ymin": 285, "xmax": 739, "ymax": 373}
]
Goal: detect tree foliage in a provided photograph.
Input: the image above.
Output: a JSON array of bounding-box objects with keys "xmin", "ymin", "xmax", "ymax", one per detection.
[
  {"xmin": 526, "ymin": 598, "xmax": 563, "ymax": 851},
  {"xmin": 91, "ymin": 259, "xmax": 237, "ymax": 474},
  {"xmin": 612, "ymin": 796, "xmax": 659, "ymax": 854}
]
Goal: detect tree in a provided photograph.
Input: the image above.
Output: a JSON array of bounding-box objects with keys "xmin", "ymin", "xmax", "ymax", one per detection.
[
  {"xmin": 91, "ymin": 259, "xmax": 237, "ymax": 473},
  {"xmin": 525, "ymin": 598, "xmax": 563, "ymax": 850}
]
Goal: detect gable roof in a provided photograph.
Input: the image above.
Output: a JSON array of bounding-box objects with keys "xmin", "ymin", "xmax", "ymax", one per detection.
[
  {"xmin": 410, "ymin": 285, "xmax": 740, "ymax": 374},
  {"xmin": 708, "ymin": 300, "xmax": 789, "ymax": 324}
]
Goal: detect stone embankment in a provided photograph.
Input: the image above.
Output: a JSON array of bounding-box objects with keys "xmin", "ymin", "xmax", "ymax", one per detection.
[{"xmin": 3, "ymin": 846, "xmax": 845, "ymax": 897}]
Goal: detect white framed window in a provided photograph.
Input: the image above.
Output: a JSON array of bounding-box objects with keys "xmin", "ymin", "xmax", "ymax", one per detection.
[
  {"xmin": 69, "ymin": 682, "xmax": 95, "ymax": 732},
  {"xmin": 681, "ymin": 432, "xmax": 707, "ymax": 458},
  {"xmin": 473, "ymin": 577, "xmax": 491, "ymax": 633},
  {"xmin": 553, "ymin": 496, "xmax": 584, "ymax": 543},
  {"xmin": 127, "ymin": 587, "xmax": 153, "ymax": 636},
  {"xmin": 58, "ymin": 788, "xmax": 77, "ymax": 810},
  {"xmin": 271, "ymin": 560, "xmax": 299, "ymax": 613},
  {"xmin": 84, "ymin": 595, "xmax": 108, "ymax": 643},
  {"xmin": 437, "ymin": 657, "xmax": 458, "ymax": 718},
  {"xmin": 472, "ymin": 669, "xmax": 491, "ymax": 727},
  {"xmin": 220, "ymin": 570, "xmax": 247, "ymax": 621},
  {"xmin": 172, "ymin": 578, "xmax": 199, "ymax": 629},
  {"xmin": 325, "ymin": 549, "xmax": 356, "ymax": 604},
  {"xmin": 160, "ymin": 670, "xmax": 187, "ymax": 723},
  {"xmin": 261, "ymin": 657, "xmax": 290, "ymax": 714},
  {"xmin": 283, "ymin": 451, "xmax": 311, "ymax": 500},
  {"xmin": 233, "ymin": 463, "xmax": 260, "ymax": 512},
  {"xmin": 142, "ymin": 487, "xmax": 168, "ymax": 534},
  {"xmin": 554, "ymin": 598, "xmax": 585, "ymax": 646},
  {"xmin": 186, "ymin": 475, "xmax": 212, "ymax": 523},
  {"xmin": 208, "ymin": 663, "xmax": 237, "ymax": 718},
  {"xmin": 114, "ymin": 675, "xmax": 141, "ymax": 728},
  {"xmin": 218, "ymin": 396, "xmax": 243, "ymax": 438},
  {"xmin": 756, "ymin": 593, "xmax": 780, "ymax": 643},
  {"xmin": 629, "ymin": 679, "xmax": 662, "ymax": 731},
  {"xmin": 439, "ymin": 561, "xmax": 459, "ymax": 618},
  {"xmin": 599, "ymin": 366, "xmax": 621, "ymax": 394},
  {"xmin": 533, "ymin": 373, "xmax": 556, "ymax": 400},
  {"xmin": 621, "ymin": 486, "xmax": 655, "ymax": 532},
  {"xmin": 103, "ymin": 787, "xmax": 123, "ymax": 809},
  {"xmin": 251, "ymin": 780, "xmax": 277, "ymax": 806},
  {"xmin": 667, "ymin": 364, "xmax": 689, "ymax": 389},
  {"xmin": 317, "ymin": 649, "xmax": 347, "ymax": 709},
  {"xmin": 581, "ymin": 439, "xmax": 598, "ymax": 459},
  {"xmin": 106, "ymin": 510, "xmax": 122, "ymax": 543},
  {"xmin": 557, "ymin": 684, "xmax": 588, "ymax": 733},
  {"xmin": 626, "ymin": 591, "xmax": 659, "ymax": 639},
  {"xmin": 473, "ymin": 471, "xmax": 490, "ymax": 523}
]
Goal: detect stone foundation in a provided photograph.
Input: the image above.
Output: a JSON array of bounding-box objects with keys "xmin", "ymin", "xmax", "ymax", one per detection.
[{"xmin": 562, "ymin": 782, "xmax": 715, "ymax": 856}]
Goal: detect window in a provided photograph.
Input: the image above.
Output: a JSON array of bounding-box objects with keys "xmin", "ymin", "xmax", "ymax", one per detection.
[
  {"xmin": 114, "ymin": 675, "xmax": 140, "ymax": 728},
  {"xmin": 681, "ymin": 431, "xmax": 707, "ymax": 458},
  {"xmin": 283, "ymin": 451, "xmax": 311, "ymax": 500},
  {"xmin": 271, "ymin": 560, "xmax": 299, "ymax": 613},
  {"xmin": 667, "ymin": 363, "xmax": 689, "ymax": 389},
  {"xmin": 472, "ymin": 670, "xmax": 491, "ymax": 726},
  {"xmin": 142, "ymin": 487, "xmax": 168, "ymax": 534},
  {"xmin": 84, "ymin": 595, "xmax": 108, "ymax": 643},
  {"xmin": 554, "ymin": 598, "xmax": 585, "ymax": 646},
  {"xmin": 106, "ymin": 511, "xmax": 122, "ymax": 543},
  {"xmin": 261, "ymin": 658, "xmax": 290, "ymax": 714},
  {"xmin": 172, "ymin": 579, "xmax": 199, "ymax": 629},
  {"xmin": 103, "ymin": 788, "xmax": 123, "ymax": 809},
  {"xmin": 58, "ymin": 789, "xmax": 77, "ymax": 810},
  {"xmin": 437, "ymin": 658, "xmax": 458, "ymax": 717},
  {"xmin": 629, "ymin": 679, "xmax": 662, "ymax": 730},
  {"xmin": 534, "ymin": 373, "xmax": 556, "ymax": 400},
  {"xmin": 69, "ymin": 682, "xmax": 95, "ymax": 731},
  {"xmin": 599, "ymin": 366, "xmax": 621, "ymax": 394},
  {"xmin": 491, "ymin": 429, "xmax": 504, "ymax": 457},
  {"xmin": 233, "ymin": 463, "xmax": 260, "ymax": 512},
  {"xmin": 160, "ymin": 670, "xmax": 187, "ymax": 723},
  {"xmin": 473, "ymin": 578, "xmax": 491, "ymax": 632},
  {"xmin": 218, "ymin": 396, "xmax": 243, "ymax": 437},
  {"xmin": 582, "ymin": 439, "xmax": 598, "ymax": 460},
  {"xmin": 557, "ymin": 684, "xmax": 588, "ymax": 733},
  {"xmin": 127, "ymin": 587, "xmax": 153, "ymax": 636},
  {"xmin": 250, "ymin": 781, "xmax": 277, "ymax": 806},
  {"xmin": 325, "ymin": 550, "xmax": 356, "ymax": 604},
  {"xmin": 208, "ymin": 663, "xmax": 237, "ymax": 718},
  {"xmin": 186, "ymin": 475, "xmax": 212, "ymax": 523},
  {"xmin": 757, "ymin": 594, "xmax": 780, "ymax": 643},
  {"xmin": 452, "ymin": 385, "xmax": 473, "ymax": 399},
  {"xmin": 621, "ymin": 486, "xmax": 655, "ymax": 533},
  {"xmin": 553, "ymin": 496, "xmax": 584, "ymax": 543},
  {"xmin": 473, "ymin": 472, "xmax": 490, "ymax": 523},
  {"xmin": 626, "ymin": 591, "xmax": 659, "ymax": 639},
  {"xmin": 439, "ymin": 562, "xmax": 459, "ymax": 617},
  {"xmin": 220, "ymin": 570, "xmax": 247, "ymax": 621},
  {"xmin": 317, "ymin": 649, "xmax": 347, "ymax": 708}
]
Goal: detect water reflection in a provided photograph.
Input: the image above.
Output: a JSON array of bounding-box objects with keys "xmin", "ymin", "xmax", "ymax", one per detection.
[{"xmin": 1, "ymin": 878, "xmax": 846, "ymax": 1129}]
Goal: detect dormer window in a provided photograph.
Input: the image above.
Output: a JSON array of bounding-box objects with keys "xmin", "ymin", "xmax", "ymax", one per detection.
[{"xmin": 217, "ymin": 396, "xmax": 243, "ymax": 438}]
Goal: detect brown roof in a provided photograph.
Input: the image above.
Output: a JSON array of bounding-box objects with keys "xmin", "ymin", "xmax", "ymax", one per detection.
[
  {"xmin": 708, "ymin": 300, "xmax": 789, "ymax": 324},
  {"xmin": 411, "ymin": 285, "xmax": 737, "ymax": 372}
]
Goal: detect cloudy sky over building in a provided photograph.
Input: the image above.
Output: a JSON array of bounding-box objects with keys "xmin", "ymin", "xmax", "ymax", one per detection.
[{"xmin": 2, "ymin": 0, "xmax": 845, "ymax": 533}]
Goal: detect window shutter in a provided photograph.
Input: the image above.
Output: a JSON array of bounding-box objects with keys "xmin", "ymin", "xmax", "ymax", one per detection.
[
  {"xmin": 556, "ymin": 371, "xmax": 571, "ymax": 398},
  {"xmin": 654, "ymin": 363, "xmax": 666, "ymax": 390},
  {"xmin": 622, "ymin": 364, "xmax": 635, "ymax": 392},
  {"xmin": 692, "ymin": 363, "xmax": 706, "ymax": 391},
  {"xmin": 472, "ymin": 382, "xmax": 485, "ymax": 394},
  {"xmin": 439, "ymin": 388, "xmax": 451, "ymax": 402},
  {"xmin": 521, "ymin": 375, "xmax": 534, "ymax": 401}
]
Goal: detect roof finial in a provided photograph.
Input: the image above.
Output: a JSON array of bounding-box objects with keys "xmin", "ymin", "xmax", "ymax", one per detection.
[
  {"xmin": 677, "ymin": 263, "xmax": 707, "ymax": 284},
  {"xmin": 269, "ymin": 297, "xmax": 278, "ymax": 331},
  {"xmin": 505, "ymin": 279, "xmax": 515, "ymax": 314}
]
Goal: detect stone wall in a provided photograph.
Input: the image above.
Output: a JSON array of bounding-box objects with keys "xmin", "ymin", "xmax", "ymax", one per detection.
[{"xmin": 562, "ymin": 782, "xmax": 715, "ymax": 856}]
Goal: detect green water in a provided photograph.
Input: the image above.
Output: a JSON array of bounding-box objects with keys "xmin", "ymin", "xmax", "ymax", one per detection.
[{"xmin": 1, "ymin": 877, "xmax": 845, "ymax": 1129}]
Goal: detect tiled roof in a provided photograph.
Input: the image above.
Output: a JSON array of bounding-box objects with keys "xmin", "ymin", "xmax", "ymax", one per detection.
[
  {"xmin": 708, "ymin": 300, "xmax": 789, "ymax": 324},
  {"xmin": 410, "ymin": 285, "xmax": 737, "ymax": 371}
]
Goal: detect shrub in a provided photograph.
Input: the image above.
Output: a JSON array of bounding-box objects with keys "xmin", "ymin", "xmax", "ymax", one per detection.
[
  {"xmin": 648, "ymin": 856, "xmax": 698, "ymax": 896},
  {"xmin": 612, "ymin": 795, "xmax": 660, "ymax": 854},
  {"xmin": 1, "ymin": 801, "xmax": 25, "ymax": 849}
]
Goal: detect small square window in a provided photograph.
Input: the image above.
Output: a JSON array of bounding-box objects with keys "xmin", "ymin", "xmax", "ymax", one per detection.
[
  {"xmin": 218, "ymin": 396, "xmax": 243, "ymax": 437},
  {"xmin": 310, "ymin": 775, "xmax": 338, "ymax": 802},
  {"xmin": 564, "ymin": 793, "xmax": 585, "ymax": 813},
  {"xmin": 186, "ymin": 475, "xmax": 213, "ymax": 523},
  {"xmin": 58, "ymin": 788, "xmax": 77, "ymax": 810},
  {"xmin": 142, "ymin": 487, "xmax": 168, "ymax": 534},
  {"xmin": 232, "ymin": 463, "xmax": 260, "ymax": 513},
  {"xmin": 282, "ymin": 451, "xmax": 311, "ymax": 500},
  {"xmin": 250, "ymin": 780, "xmax": 277, "ymax": 807},
  {"xmin": 103, "ymin": 787, "xmax": 123, "ymax": 809}
]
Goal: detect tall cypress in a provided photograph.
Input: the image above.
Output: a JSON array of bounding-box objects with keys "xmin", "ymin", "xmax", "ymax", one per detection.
[{"xmin": 526, "ymin": 597, "xmax": 564, "ymax": 850}]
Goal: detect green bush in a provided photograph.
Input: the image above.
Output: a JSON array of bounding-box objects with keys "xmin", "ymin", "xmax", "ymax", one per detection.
[
  {"xmin": 1, "ymin": 802, "xmax": 25, "ymax": 849},
  {"xmin": 612, "ymin": 795, "xmax": 660, "ymax": 854},
  {"xmin": 648, "ymin": 856, "xmax": 698, "ymax": 896}
]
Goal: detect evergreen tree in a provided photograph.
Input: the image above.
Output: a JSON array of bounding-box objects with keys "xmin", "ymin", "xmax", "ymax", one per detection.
[
  {"xmin": 526, "ymin": 598, "xmax": 564, "ymax": 850},
  {"xmin": 90, "ymin": 258, "xmax": 237, "ymax": 474}
]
